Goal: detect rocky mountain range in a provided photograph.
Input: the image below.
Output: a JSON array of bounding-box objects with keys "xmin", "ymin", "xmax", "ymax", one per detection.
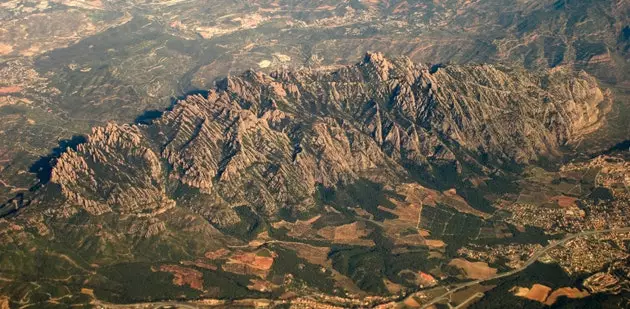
[
  {"xmin": 48, "ymin": 53, "xmax": 610, "ymax": 225},
  {"xmin": 0, "ymin": 0, "xmax": 629, "ymax": 307},
  {"xmin": 1, "ymin": 0, "xmax": 628, "ymax": 205},
  {"xmin": 0, "ymin": 51, "xmax": 627, "ymax": 308}
]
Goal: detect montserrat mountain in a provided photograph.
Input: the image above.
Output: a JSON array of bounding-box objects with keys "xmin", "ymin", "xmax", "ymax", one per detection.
[{"xmin": 50, "ymin": 53, "xmax": 610, "ymax": 225}]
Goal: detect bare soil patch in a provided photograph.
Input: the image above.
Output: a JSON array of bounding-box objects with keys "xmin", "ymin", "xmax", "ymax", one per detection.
[
  {"xmin": 205, "ymin": 248, "xmax": 230, "ymax": 260},
  {"xmin": 0, "ymin": 296, "xmax": 8, "ymax": 309},
  {"xmin": 272, "ymin": 215, "xmax": 320, "ymax": 238},
  {"xmin": 403, "ymin": 296, "xmax": 421, "ymax": 308},
  {"xmin": 0, "ymin": 86, "xmax": 21, "ymax": 94},
  {"xmin": 424, "ymin": 239, "xmax": 446, "ymax": 248},
  {"xmin": 545, "ymin": 287, "xmax": 589, "ymax": 305},
  {"xmin": 0, "ymin": 44, "xmax": 13, "ymax": 55},
  {"xmin": 317, "ymin": 221, "xmax": 374, "ymax": 246},
  {"xmin": 278, "ymin": 242, "xmax": 329, "ymax": 266},
  {"xmin": 231, "ymin": 252, "xmax": 274, "ymax": 270},
  {"xmin": 247, "ymin": 279, "xmax": 277, "ymax": 292},
  {"xmin": 223, "ymin": 250, "xmax": 276, "ymax": 278},
  {"xmin": 550, "ymin": 195, "xmax": 578, "ymax": 208},
  {"xmin": 448, "ymin": 258, "xmax": 497, "ymax": 280},
  {"xmin": 525, "ymin": 284, "xmax": 552, "ymax": 302},
  {"xmin": 513, "ymin": 285, "xmax": 589, "ymax": 305},
  {"xmin": 157, "ymin": 265, "xmax": 204, "ymax": 291},
  {"xmin": 384, "ymin": 279, "xmax": 404, "ymax": 294},
  {"xmin": 80, "ymin": 288, "xmax": 95, "ymax": 298}
]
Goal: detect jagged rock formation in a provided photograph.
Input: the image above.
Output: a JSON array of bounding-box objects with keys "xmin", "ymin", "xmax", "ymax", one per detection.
[
  {"xmin": 49, "ymin": 53, "xmax": 610, "ymax": 223},
  {"xmin": 52, "ymin": 123, "xmax": 175, "ymax": 216}
]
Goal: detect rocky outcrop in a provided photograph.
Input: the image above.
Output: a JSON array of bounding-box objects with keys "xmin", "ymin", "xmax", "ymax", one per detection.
[
  {"xmin": 421, "ymin": 65, "xmax": 610, "ymax": 162},
  {"xmin": 51, "ymin": 123, "xmax": 174, "ymax": 216},
  {"xmin": 49, "ymin": 53, "xmax": 610, "ymax": 222}
]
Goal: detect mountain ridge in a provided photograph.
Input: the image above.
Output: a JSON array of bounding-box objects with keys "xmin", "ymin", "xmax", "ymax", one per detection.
[
  {"xmin": 0, "ymin": 53, "xmax": 624, "ymax": 308},
  {"xmin": 46, "ymin": 52, "xmax": 611, "ymax": 223}
]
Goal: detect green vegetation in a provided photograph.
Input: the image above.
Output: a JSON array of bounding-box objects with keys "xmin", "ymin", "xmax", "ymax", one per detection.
[
  {"xmin": 96, "ymin": 263, "xmax": 201, "ymax": 303},
  {"xmin": 469, "ymin": 262, "xmax": 577, "ymax": 309},
  {"xmin": 316, "ymin": 179, "xmax": 402, "ymax": 221},
  {"xmin": 269, "ymin": 247, "xmax": 338, "ymax": 296}
]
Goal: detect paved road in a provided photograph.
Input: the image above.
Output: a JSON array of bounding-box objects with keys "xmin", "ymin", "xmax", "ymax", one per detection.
[
  {"xmin": 418, "ymin": 226, "xmax": 630, "ymax": 308},
  {"xmin": 90, "ymin": 227, "xmax": 630, "ymax": 309}
]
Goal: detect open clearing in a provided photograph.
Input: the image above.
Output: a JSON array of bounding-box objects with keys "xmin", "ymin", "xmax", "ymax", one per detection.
[{"xmin": 448, "ymin": 258, "xmax": 497, "ymax": 280}]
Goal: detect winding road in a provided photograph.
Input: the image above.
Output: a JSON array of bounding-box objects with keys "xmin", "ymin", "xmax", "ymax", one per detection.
[
  {"xmin": 418, "ymin": 226, "xmax": 630, "ymax": 308},
  {"xmin": 87, "ymin": 227, "xmax": 630, "ymax": 309}
]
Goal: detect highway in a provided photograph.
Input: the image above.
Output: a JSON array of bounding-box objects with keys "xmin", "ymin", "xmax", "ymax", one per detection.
[
  {"xmin": 88, "ymin": 227, "xmax": 630, "ymax": 309},
  {"xmin": 418, "ymin": 226, "xmax": 630, "ymax": 308}
]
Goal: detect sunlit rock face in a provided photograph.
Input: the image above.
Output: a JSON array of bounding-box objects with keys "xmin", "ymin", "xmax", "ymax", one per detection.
[{"xmin": 51, "ymin": 53, "xmax": 610, "ymax": 221}]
